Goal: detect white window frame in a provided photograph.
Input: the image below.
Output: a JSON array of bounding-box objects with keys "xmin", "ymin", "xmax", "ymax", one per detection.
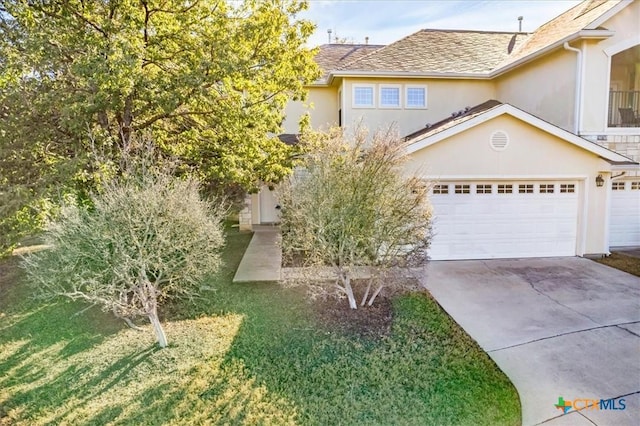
[
  {"xmin": 379, "ymin": 84, "xmax": 401, "ymax": 109},
  {"xmin": 405, "ymin": 85, "xmax": 428, "ymax": 109},
  {"xmin": 352, "ymin": 84, "xmax": 375, "ymax": 109},
  {"xmin": 612, "ymin": 181, "xmax": 626, "ymax": 191}
]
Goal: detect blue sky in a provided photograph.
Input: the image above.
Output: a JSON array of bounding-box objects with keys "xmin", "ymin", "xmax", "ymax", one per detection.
[{"xmin": 301, "ymin": 0, "xmax": 583, "ymax": 46}]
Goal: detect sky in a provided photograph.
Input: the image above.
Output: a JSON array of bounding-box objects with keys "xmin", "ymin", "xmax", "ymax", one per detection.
[{"xmin": 301, "ymin": 0, "xmax": 583, "ymax": 46}]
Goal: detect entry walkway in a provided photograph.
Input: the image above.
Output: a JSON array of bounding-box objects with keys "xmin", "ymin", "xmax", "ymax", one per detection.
[{"xmin": 233, "ymin": 225, "xmax": 281, "ymax": 282}]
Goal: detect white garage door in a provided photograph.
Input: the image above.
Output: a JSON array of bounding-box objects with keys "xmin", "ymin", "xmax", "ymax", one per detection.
[
  {"xmin": 429, "ymin": 181, "xmax": 579, "ymax": 260},
  {"xmin": 609, "ymin": 180, "xmax": 640, "ymax": 247}
]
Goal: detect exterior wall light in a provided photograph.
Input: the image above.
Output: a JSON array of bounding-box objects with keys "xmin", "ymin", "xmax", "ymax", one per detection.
[{"xmin": 596, "ymin": 174, "xmax": 604, "ymax": 187}]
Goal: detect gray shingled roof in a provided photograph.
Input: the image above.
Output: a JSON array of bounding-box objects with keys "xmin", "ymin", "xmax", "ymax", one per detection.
[
  {"xmin": 497, "ymin": 0, "xmax": 623, "ymax": 69},
  {"xmin": 338, "ymin": 30, "xmax": 529, "ymax": 74},
  {"xmin": 314, "ymin": 44, "xmax": 384, "ymax": 82},
  {"xmin": 326, "ymin": 0, "xmax": 625, "ymax": 77}
]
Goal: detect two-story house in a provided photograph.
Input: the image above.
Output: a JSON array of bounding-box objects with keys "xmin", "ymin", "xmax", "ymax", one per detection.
[{"xmin": 240, "ymin": 0, "xmax": 640, "ymax": 260}]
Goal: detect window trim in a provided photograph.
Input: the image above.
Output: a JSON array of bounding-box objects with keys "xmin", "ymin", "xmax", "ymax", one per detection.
[
  {"xmin": 476, "ymin": 184, "xmax": 492, "ymax": 194},
  {"xmin": 539, "ymin": 184, "xmax": 555, "ymax": 194},
  {"xmin": 379, "ymin": 84, "xmax": 402, "ymax": 109},
  {"xmin": 518, "ymin": 184, "xmax": 534, "ymax": 194},
  {"xmin": 612, "ymin": 181, "xmax": 626, "ymax": 191},
  {"xmin": 497, "ymin": 184, "xmax": 513, "ymax": 194},
  {"xmin": 454, "ymin": 184, "xmax": 470, "ymax": 194},
  {"xmin": 405, "ymin": 85, "xmax": 428, "ymax": 109},
  {"xmin": 433, "ymin": 184, "xmax": 449, "ymax": 195},
  {"xmin": 352, "ymin": 84, "xmax": 376, "ymax": 109},
  {"xmin": 560, "ymin": 184, "xmax": 576, "ymax": 193}
]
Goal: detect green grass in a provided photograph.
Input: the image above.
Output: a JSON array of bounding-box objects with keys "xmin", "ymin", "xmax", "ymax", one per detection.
[
  {"xmin": 596, "ymin": 252, "xmax": 640, "ymax": 277},
  {"xmin": 0, "ymin": 226, "xmax": 520, "ymax": 425}
]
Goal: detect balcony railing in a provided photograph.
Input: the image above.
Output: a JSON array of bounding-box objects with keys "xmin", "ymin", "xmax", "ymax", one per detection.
[{"xmin": 608, "ymin": 91, "xmax": 640, "ymax": 127}]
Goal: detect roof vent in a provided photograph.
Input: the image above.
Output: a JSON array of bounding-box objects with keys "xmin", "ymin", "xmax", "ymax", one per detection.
[{"xmin": 490, "ymin": 130, "xmax": 509, "ymax": 151}]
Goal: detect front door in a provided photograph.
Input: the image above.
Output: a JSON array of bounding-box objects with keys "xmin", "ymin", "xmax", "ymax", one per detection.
[{"xmin": 259, "ymin": 186, "xmax": 280, "ymax": 224}]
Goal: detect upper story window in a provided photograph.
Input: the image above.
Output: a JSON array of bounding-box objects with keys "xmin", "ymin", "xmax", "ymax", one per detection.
[
  {"xmin": 353, "ymin": 85, "xmax": 375, "ymax": 108},
  {"xmin": 405, "ymin": 85, "xmax": 427, "ymax": 109},
  {"xmin": 379, "ymin": 85, "xmax": 401, "ymax": 108}
]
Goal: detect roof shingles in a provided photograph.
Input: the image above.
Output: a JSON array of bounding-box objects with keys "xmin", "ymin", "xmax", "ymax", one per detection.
[
  {"xmin": 327, "ymin": 0, "xmax": 625, "ymax": 76},
  {"xmin": 497, "ymin": 0, "xmax": 623, "ymax": 69},
  {"xmin": 314, "ymin": 44, "xmax": 384, "ymax": 82},
  {"xmin": 339, "ymin": 30, "xmax": 529, "ymax": 74}
]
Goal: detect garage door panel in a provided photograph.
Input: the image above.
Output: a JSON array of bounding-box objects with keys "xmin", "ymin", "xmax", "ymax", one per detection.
[
  {"xmin": 609, "ymin": 181, "xmax": 640, "ymax": 247},
  {"xmin": 429, "ymin": 181, "xmax": 579, "ymax": 260}
]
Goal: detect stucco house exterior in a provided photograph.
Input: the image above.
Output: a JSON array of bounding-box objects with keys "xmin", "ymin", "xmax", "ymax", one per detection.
[{"xmin": 240, "ymin": 0, "xmax": 640, "ymax": 260}]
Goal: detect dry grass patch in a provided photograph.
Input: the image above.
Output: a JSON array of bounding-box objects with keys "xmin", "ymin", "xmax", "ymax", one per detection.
[{"xmin": 596, "ymin": 252, "xmax": 640, "ymax": 277}]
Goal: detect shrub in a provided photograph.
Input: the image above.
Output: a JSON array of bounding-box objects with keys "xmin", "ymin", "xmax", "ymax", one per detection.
[
  {"xmin": 278, "ymin": 127, "xmax": 432, "ymax": 309},
  {"xmin": 22, "ymin": 171, "xmax": 226, "ymax": 347}
]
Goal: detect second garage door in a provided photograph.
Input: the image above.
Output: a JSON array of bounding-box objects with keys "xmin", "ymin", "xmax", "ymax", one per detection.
[
  {"xmin": 609, "ymin": 180, "xmax": 640, "ymax": 247},
  {"xmin": 429, "ymin": 181, "xmax": 579, "ymax": 260}
]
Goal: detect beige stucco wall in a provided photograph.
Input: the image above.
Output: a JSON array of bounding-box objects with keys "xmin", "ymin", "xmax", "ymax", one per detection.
[
  {"xmin": 405, "ymin": 114, "xmax": 613, "ymax": 255},
  {"xmin": 341, "ymin": 77, "xmax": 495, "ymax": 137},
  {"xmin": 282, "ymin": 86, "xmax": 339, "ymax": 134},
  {"xmin": 495, "ymin": 49, "xmax": 577, "ymax": 132},
  {"xmin": 582, "ymin": 0, "xmax": 640, "ymax": 132}
]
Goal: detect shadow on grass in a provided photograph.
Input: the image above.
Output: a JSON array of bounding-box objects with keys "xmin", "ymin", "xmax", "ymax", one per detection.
[{"xmin": 0, "ymin": 227, "xmax": 519, "ymax": 425}]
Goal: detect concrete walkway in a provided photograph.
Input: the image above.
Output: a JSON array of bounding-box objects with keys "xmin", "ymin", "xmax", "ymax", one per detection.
[
  {"xmin": 421, "ymin": 257, "xmax": 640, "ymax": 426},
  {"xmin": 233, "ymin": 225, "xmax": 282, "ymax": 282}
]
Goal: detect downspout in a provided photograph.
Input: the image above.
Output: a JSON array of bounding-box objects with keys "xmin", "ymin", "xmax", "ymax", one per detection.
[{"xmin": 564, "ymin": 42, "xmax": 582, "ymax": 134}]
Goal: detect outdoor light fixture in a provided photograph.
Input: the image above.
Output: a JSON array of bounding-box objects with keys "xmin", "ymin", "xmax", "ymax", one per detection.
[{"xmin": 596, "ymin": 174, "xmax": 604, "ymax": 187}]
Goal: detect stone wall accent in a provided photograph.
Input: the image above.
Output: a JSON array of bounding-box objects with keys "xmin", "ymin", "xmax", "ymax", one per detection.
[
  {"xmin": 592, "ymin": 134, "xmax": 640, "ymax": 161},
  {"xmin": 586, "ymin": 133, "xmax": 640, "ymax": 177}
]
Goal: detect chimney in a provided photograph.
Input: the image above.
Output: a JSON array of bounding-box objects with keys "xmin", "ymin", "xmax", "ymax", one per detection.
[
  {"xmin": 518, "ymin": 16, "xmax": 523, "ymax": 32},
  {"xmin": 327, "ymin": 29, "xmax": 332, "ymax": 44}
]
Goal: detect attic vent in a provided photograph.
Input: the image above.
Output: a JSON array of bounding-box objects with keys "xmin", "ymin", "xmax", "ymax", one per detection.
[{"xmin": 490, "ymin": 130, "xmax": 509, "ymax": 151}]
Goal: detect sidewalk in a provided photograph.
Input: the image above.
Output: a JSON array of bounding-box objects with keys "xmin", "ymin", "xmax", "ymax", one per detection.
[{"xmin": 232, "ymin": 225, "xmax": 282, "ymax": 282}]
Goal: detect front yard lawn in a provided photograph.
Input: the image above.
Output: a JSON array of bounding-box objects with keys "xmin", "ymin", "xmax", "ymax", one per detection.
[
  {"xmin": 0, "ymin": 227, "xmax": 520, "ymax": 425},
  {"xmin": 596, "ymin": 252, "xmax": 640, "ymax": 277}
]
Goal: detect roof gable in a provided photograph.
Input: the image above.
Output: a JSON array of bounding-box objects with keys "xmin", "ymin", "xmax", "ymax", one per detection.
[
  {"xmin": 495, "ymin": 0, "xmax": 626, "ymax": 72},
  {"xmin": 406, "ymin": 102, "xmax": 636, "ymax": 166}
]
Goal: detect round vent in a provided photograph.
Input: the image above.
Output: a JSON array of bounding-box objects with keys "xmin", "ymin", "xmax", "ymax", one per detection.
[{"xmin": 490, "ymin": 130, "xmax": 509, "ymax": 151}]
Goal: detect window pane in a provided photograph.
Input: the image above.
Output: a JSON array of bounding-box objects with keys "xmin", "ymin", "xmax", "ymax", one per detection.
[
  {"xmin": 406, "ymin": 88, "xmax": 425, "ymax": 107},
  {"xmin": 354, "ymin": 87, "xmax": 373, "ymax": 106},
  {"xmin": 380, "ymin": 87, "xmax": 400, "ymax": 107},
  {"xmin": 498, "ymin": 184, "xmax": 513, "ymax": 193},
  {"xmin": 612, "ymin": 182, "xmax": 625, "ymax": 190},
  {"xmin": 560, "ymin": 184, "xmax": 575, "ymax": 193},
  {"xmin": 433, "ymin": 184, "xmax": 448, "ymax": 194}
]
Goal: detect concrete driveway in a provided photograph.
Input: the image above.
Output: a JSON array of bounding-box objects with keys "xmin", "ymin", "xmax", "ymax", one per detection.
[{"xmin": 421, "ymin": 257, "xmax": 640, "ymax": 426}]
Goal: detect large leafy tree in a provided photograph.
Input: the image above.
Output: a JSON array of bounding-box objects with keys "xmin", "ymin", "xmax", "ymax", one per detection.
[{"xmin": 0, "ymin": 0, "xmax": 319, "ymax": 251}]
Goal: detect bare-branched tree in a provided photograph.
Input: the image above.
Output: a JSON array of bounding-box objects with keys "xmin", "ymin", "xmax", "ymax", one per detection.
[
  {"xmin": 279, "ymin": 127, "xmax": 432, "ymax": 309},
  {"xmin": 22, "ymin": 169, "xmax": 226, "ymax": 348}
]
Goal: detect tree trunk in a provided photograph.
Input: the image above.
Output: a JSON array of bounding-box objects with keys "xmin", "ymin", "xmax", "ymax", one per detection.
[
  {"xmin": 341, "ymin": 273, "xmax": 357, "ymax": 310},
  {"xmin": 147, "ymin": 304, "xmax": 168, "ymax": 348},
  {"xmin": 360, "ymin": 279, "xmax": 372, "ymax": 307},
  {"xmin": 367, "ymin": 284, "xmax": 384, "ymax": 307}
]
